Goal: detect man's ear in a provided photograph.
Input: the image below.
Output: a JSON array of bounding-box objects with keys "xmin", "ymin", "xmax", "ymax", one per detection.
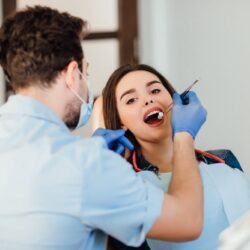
[{"xmin": 62, "ymin": 61, "xmax": 79, "ymax": 89}]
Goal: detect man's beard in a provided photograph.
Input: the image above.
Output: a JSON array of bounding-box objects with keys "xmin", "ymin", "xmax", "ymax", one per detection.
[{"xmin": 63, "ymin": 96, "xmax": 81, "ymax": 129}]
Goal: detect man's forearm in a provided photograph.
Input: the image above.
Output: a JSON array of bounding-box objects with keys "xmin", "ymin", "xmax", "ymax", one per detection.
[
  {"xmin": 168, "ymin": 132, "xmax": 203, "ymax": 236},
  {"xmin": 170, "ymin": 132, "xmax": 201, "ymax": 191},
  {"xmin": 147, "ymin": 132, "xmax": 203, "ymax": 241}
]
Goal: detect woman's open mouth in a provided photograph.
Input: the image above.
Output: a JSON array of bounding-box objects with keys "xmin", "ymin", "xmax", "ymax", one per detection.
[{"xmin": 143, "ymin": 108, "xmax": 164, "ymax": 127}]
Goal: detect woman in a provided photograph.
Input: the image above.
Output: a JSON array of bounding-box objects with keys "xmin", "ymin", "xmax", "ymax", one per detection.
[{"xmin": 101, "ymin": 64, "xmax": 250, "ymax": 250}]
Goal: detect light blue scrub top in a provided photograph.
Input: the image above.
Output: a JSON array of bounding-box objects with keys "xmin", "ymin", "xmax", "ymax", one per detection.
[
  {"xmin": 0, "ymin": 95, "xmax": 164, "ymax": 250},
  {"xmin": 147, "ymin": 163, "xmax": 250, "ymax": 250}
]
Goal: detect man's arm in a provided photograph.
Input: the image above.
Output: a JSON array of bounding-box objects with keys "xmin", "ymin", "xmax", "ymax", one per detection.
[
  {"xmin": 148, "ymin": 92, "xmax": 206, "ymax": 241},
  {"xmin": 148, "ymin": 132, "xmax": 202, "ymax": 241}
]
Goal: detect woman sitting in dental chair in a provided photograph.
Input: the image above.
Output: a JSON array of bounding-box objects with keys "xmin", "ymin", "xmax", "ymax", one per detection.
[{"xmin": 93, "ymin": 64, "xmax": 250, "ymax": 250}]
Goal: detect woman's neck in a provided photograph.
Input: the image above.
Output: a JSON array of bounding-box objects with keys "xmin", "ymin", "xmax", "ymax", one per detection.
[{"xmin": 139, "ymin": 137, "xmax": 174, "ymax": 173}]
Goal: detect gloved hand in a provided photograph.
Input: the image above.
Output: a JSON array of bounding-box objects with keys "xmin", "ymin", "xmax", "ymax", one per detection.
[
  {"xmin": 92, "ymin": 128, "xmax": 134, "ymax": 154},
  {"xmin": 171, "ymin": 91, "xmax": 207, "ymax": 139}
]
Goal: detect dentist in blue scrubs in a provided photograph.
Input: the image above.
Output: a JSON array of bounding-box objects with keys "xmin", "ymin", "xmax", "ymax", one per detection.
[{"xmin": 0, "ymin": 6, "xmax": 207, "ymax": 250}]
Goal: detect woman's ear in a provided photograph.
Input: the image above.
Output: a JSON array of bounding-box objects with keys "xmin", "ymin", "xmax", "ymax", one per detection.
[{"xmin": 63, "ymin": 61, "xmax": 79, "ymax": 89}]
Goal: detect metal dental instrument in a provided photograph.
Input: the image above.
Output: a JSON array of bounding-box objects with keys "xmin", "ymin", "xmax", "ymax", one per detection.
[
  {"xmin": 180, "ymin": 79, "xmax": 199, "ymax": 99},
  {"xmin": 164, "ymin": 79, "xmax": 199, "ymax": 115}
]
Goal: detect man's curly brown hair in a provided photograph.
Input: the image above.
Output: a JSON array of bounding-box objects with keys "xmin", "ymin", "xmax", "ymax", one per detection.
[{"xmin": 0, "ymin": 5, "xmax": 88, "ymax": 90}]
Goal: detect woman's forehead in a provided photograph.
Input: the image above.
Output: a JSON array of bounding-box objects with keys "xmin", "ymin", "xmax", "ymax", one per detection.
[{"xmin": 116, "ymin": 70, "xmax": 161, "ymax": 92}]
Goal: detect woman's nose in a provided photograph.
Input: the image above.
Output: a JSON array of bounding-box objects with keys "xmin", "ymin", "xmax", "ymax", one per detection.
[{"xmin": 145, "ymin": 100, "xmax": 154, "ymax": 106}]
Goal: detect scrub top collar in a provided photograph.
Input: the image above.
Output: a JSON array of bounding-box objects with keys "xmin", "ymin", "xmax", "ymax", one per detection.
[{"xmin": 0, "ymin": 94, "xmax": 69, "ymax": 132}]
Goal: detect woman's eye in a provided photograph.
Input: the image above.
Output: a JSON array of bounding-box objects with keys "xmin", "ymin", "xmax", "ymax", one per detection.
[
  {"xmin": 126, "ymin": 98, "xmax": 137, "ymax": 105},
  {"xmin": 151, "ymin": 89, "xmax": 161, "ymax": 94}
]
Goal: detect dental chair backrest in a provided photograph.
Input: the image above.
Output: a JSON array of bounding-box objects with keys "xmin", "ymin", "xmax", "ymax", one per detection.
[{"xmin": 195, "ymin": 149, "xmax": 243, "ymax": 172}]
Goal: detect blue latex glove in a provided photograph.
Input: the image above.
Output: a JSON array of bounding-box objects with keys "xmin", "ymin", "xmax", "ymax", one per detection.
[
  {"xmin": 93, "ymin": 128, "xmax": 134, "ymax": 154},
  {"xmin": 171, "ymin": 91, "xmax": 207, "ymax": 139}
]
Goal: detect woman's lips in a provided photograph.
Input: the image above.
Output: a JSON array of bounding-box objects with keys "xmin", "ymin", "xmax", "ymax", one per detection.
[{"xmin": 143, "ymin": 107, "xmax": 164, "ymax": 122}]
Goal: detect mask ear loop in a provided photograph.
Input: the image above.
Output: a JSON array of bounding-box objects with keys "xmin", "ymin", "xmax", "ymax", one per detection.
[
  {"xmin": 78, "ymin": 70, "xmax": 92, "ymax": 104},
  {"xmin": 65, "ymin": 69, "xmax": 90, "ymax": 104},
  {"xmin": 66, "ymin": 80, "xmax": 86, "ymax": 104}
]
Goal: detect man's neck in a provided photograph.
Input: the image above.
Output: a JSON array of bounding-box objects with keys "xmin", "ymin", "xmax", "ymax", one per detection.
[{"xmin": 17, "ymin": 84, "xmax": 65, "ymax": 120}]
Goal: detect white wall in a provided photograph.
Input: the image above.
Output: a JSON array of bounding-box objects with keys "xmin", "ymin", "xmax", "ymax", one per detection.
[
  {"xmin": 138, "ymin": 0, "xmax": 170, "ymax": 76},
  {"xmin": 138, "ymin": 0, "xmax": 250, "ymax": 175}
]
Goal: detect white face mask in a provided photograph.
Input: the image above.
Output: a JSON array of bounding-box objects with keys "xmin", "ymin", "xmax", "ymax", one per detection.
[{"xmin": 67, "ymin": 70, "xmax": 94, "ymax": 130}]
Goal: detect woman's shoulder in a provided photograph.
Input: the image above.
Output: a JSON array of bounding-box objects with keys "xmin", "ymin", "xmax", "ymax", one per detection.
[{"xmin": 200, "ymin": 162, "xmax": 250, "ymax": 224}]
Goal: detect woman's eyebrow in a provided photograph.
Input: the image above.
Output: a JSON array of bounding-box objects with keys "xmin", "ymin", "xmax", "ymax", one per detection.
[
  {"xmin": 120, "ymin": 80, "xmax": 161, "ymax": 101},
  {"xmin": 120, "ymin": 88, "xmax": 136, "ymax": 101},
  {"xmin": 146, "ymin": 80, "xmax": 161, "ymax": 87}
]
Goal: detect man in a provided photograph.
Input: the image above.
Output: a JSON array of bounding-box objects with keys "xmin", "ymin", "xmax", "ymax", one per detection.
[{"xmin": 0, "ymin": 6, "xmax": 207, "ymax": 250}]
